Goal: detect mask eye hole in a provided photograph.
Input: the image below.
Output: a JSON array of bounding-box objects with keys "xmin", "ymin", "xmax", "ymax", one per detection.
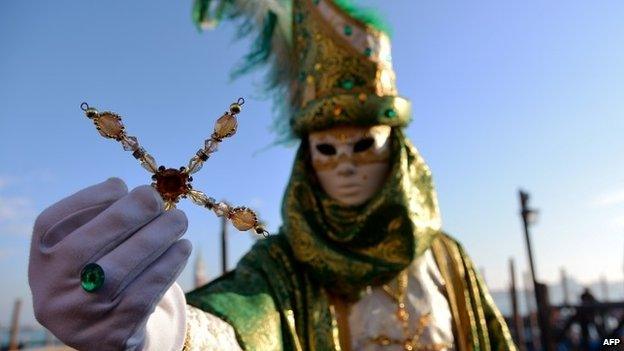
[
  {"xmin": 353, "ymin": 137, "xmax": 374, "ymax": 153},
  {"xmin": 316, "ymin": 143, "xmax": 337, "ymax": 156}
]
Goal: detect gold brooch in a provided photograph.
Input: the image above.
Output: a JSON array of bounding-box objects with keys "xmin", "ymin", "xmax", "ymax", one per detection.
[{"xmin": 80, "ymin": 98, "xmax": 267, "ymax": 236}]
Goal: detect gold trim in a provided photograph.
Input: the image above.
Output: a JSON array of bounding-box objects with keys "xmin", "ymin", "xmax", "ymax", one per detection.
[
  {"xmin": 430, "ymin": 236, "xmax": 471, "ymax": 351},
  {"xmin": 327, "ymin": 290, "xmax": 356, "ymax": 350},
  {"xmin": 292, "ymin": 94, "xmax": 411, "ymax": 136},
  {"xmin": 311, "ymin": 152, "xmax": 390, "ymax": 171}
]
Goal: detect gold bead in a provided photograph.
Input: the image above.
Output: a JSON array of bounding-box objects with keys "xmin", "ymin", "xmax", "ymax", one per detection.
[
  {"xmin": 229, "ymin": 103, "xmax": 242, "ymax": 114},
  {"xmin": 333, "ymin": 106, "xmax": 342, "ymax": 116},
  {"xmin": 85, "ymin": 107, "xmax": 99, "ymax": 119},
  {"xmin": 397, "ymin": 308, "xmax": 409, "ymax": 322}
]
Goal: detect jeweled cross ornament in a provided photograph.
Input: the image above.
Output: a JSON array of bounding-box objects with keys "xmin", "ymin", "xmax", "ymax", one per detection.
[{"xmin": 80, "ymin": 98, "xmax": 268, "ymax": 236}]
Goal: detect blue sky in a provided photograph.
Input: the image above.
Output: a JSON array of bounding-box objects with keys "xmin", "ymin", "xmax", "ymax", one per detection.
[{"xmin": 1, "ymin": 0, "xmax": 623, "ymax": 326}]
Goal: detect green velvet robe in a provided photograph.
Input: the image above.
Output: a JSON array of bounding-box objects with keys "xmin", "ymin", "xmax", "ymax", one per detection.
[{"xmin": 186, "ymin": 232, "xmax": 517, "ymax": 351}]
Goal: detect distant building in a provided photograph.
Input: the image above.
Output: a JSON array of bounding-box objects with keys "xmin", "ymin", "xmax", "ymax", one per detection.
[{"xmin": 194, "ymin": 250, "xmax": 209, "ymax": 288}]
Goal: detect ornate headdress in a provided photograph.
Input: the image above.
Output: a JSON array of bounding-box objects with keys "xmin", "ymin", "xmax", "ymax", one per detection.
[{"xmin": 193, "ymin": 0, "xmax": 411, "ymax": 139}]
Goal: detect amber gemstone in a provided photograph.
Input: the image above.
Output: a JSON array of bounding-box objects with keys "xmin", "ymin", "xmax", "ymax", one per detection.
[
  {"xmin": 154, "ymin": 168, "xmax": 190, "ymax": 202},
  {"xmin": 214, "ymin": 114, "xmax": 238, "ymax": 139},
  {"xmin": 230, "ymin": 207, "xmax": 257, "ymax": 231},
  {"xmin": 397, "ymin": 308, "xmax": 409, "ymax": 322},
  {"xmin": 96, "ymin": 112, "xmax": 125, "ymax": 139}
]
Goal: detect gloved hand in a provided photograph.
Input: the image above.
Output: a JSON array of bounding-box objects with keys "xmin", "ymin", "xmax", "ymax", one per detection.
[{"xmin": 28, "ymin": 178, "xmax": 192, "ymax": 351}]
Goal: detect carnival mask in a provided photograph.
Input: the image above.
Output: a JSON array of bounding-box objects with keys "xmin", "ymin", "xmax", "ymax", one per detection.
[{"xmin": 308, "ymin": 125, "xmax": 392, "ymax": 206}]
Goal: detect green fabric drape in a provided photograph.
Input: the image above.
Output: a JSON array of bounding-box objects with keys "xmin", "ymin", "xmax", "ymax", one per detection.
[
  {"xmin": 281, "ymin": 129, "xmax": 441, "ymax": 297},
  {"xmin": 186, "ymin": 234, "xmax": 516, "ymax": 351},
  {"xmin": 186, "ymin": 130, "xmax": 516, "ymax": 350}
]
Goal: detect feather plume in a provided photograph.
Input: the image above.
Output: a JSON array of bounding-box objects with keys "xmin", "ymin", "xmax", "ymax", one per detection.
[
  {"xmin": 192, "ymin": 0, "xmax": 390, "ymax": 141},
  {"xmin": 193, "ymin": 0, "xmax": 294, "ymax": 139}
]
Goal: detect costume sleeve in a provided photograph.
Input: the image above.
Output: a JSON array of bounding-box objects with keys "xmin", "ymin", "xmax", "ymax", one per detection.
[
  {"xmin": 138, "ymin": 282, "xmax": 243, "ymax": 351},
  {"xmin": 138, "ymin": 283, "xmax": 187, "ymax": 351},
  {"xmin": 184, "ymin": 237, "xmax": 301, "ymax": 351},
  {"xmin": 182, "ymin": 305, "xmax": 243, "ymax": 350},
  {"xmin": 184, "ymin": 260, "xmax": 285, "ymax": 351},
  {"xmin": 458, "ymin": 244, "xmax": 518, "ymax": 351}
]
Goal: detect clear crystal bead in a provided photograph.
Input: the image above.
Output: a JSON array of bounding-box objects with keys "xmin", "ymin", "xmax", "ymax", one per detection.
[
  {"xmin": 121, "ymin": 136, "xmax": 139, "ymax": 151},
  {"xmin": 140, "ymin": 153, "xmax": 158, "ymax": 173},
  {"xmin": 188, "ymin": 190, "xmax": 209, "ymax": 206},
  {"xmin": 214, "ymin": 202, "xmax": 230, "ymax": 217},
  {"xmin": 204, "ymin": 139, "xmax": 220, "ymax": 154},
  {"xmin": 187, "ymin": 156, "xmax": 204, "ymax": 174}
]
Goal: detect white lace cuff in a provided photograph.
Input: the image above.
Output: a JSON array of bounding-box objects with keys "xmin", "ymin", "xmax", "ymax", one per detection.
[{"xmin": 182, "ymin": 305, "xmax": 243, "ymax": 350}]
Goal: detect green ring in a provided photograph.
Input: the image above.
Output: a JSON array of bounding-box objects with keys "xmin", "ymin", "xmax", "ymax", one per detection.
[{"xmin": 80, "ymin": 263, "xmax": 105, "ymax": 293}]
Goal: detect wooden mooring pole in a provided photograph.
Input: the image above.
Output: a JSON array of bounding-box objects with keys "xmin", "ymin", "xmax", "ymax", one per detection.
[
  {"xmin": 509, "ymin": 258, "xmax": 526, "ymax": 351},
  {"xmin": 8, "ymin": 298, "xmax": 22, "ymax": 351},
  {"xmin": 519, "ymin": 190, "xmax": 554, "ymax": 351},
  {"xmin": 221, "ymin": 215, "xmax": 228, "ymax": 274}
]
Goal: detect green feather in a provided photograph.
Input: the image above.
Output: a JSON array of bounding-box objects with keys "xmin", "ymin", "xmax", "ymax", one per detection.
[
  {"xmin": 231, "ymin": 11, "xmax": 278, "ymax": 78},
  {"xmin": 333, "ymin": 0, "xmax": 392, "ymax": 35},
  {"xmin": 192, "ymin": 0, "xmax": 230, "ymax": 30},
  {"xmin": 191, "ymin": 0, "xmax": 391, "ymax": 142}
]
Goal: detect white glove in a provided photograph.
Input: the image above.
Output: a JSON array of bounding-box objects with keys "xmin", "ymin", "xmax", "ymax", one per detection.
[{"xmin": 29, "ymin": 178, "xmax": 192, "ymax": 351}]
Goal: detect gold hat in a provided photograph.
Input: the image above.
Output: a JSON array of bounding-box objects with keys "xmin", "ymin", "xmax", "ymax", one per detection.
[{"xmin": 194, "ymin": 0, "xmax": 411, "ymax": 138}]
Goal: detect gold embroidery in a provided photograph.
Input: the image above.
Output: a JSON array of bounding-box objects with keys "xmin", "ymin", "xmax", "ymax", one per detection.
[
  {"xmin": 366, "ymin": 271, "xmax": 452, "ymax": 351},
  {"xmin": 288, "ymin": 0, "xmax": 411, "ymax": 136}
]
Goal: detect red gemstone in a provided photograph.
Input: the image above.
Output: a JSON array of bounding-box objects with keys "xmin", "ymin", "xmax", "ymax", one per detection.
[{"xmin": 154, "ymin": 168, "xmax": 190, "ymax": 202}]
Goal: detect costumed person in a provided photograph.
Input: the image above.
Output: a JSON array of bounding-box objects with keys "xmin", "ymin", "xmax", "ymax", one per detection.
[{"xmin": 28, "ymin": 0, "xmax": 517, "ymax": 350}]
